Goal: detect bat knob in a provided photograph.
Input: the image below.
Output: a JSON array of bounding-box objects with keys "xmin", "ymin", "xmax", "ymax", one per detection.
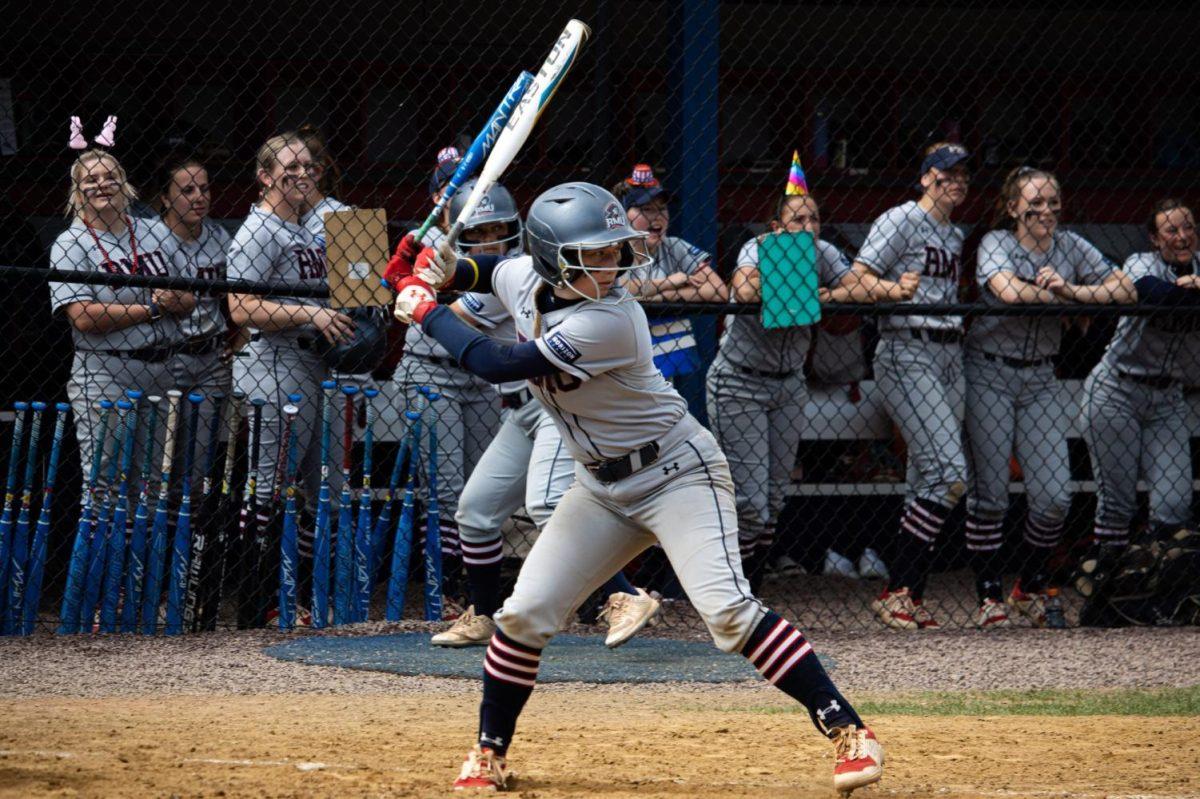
[
  {"xmin": 14, "ymin": 401, "xmax": 28, "ymax": 410},
  {"xmin": 251, "ymin": 397, "xmax": 268, "ymax": 407},
  {"xmin": 212, "ymin": 392, "xmax": 226, "ymax": 402},
  {"xmin": 32, "ymin": 401, "xmax": 48, "ymax": 411},
  {"xmin": 116, "ymin": 400, "xmax": 133, "ymax": 410},
  {"xmin": 288, "ymin": 393, "xmax": 303, "ymax": 404},
  {"xmin": 188, "ymin": 393, "xmax": 204, "ymax": 405},
  {"xmin": 321, "ymin": 380, "xmax": 338, "ymax": 390},
  {"xmin": 404, "ymin": 410, "xmax": 421, "ymax": 421},
  {"xmin": 126, "ymin": 389, "xmax": 143, "ymax": 401},
  {"xmin": 232, "ymin": 389, "xmax": 247, "ymax": 400},
  {"xmin": 363, "ymin": 387, "xmax": 380, "ymax": 399},
  {"xmin": 147, "ymin": 395, "xmax": 163, "ymax": 404},
  {"xmin": 417, "ymin": 385, "xmax": 431, "ymax": 396},
  {"xmin": 342, "ymin": 385, "xmax": 359, "ymax": 396},
  {"xmin": 283, "ymin": 404, "xmax": 299, "ymax": 416},
  {"xmin": 55, "ymin": 402, "xmax": 70, "ymax": 412},
  {"xmin": 426, "ymin": 392, "xmax": 441, "ymax": 402},
  {"xmin": 99, "ymin": 400, "xmax": 115, "ymax": 409}
]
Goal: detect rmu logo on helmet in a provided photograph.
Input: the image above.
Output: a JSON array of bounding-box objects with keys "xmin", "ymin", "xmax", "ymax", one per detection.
[
  {"xmin": 604, "ymin": 201, "xmax": 624, "ymax": 231},
  {"xmin": 472, "ymin": 194, "xmax": 496, "ymax": 219}
]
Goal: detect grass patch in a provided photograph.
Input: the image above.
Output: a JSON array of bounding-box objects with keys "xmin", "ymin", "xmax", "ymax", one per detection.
[{"xmin": 711, "ymin": 686, "xmax": 1200, "ymax": 717}]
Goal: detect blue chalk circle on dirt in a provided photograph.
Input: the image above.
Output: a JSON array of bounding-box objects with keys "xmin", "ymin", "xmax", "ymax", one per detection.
[{"xmin": 264, "ymin": 632, "xmax": 836, "ymax": 684}]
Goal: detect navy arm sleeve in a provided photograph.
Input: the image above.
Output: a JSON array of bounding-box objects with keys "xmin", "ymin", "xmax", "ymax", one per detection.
[
  {"xmin": 1134, "ymin": 276, "xmax": 1200, "ymax": 308},
  {"xmin": 445, "ymin": 254, "xmax": 504, "ymax": 293},
  {"xmin": 421, "ymin": 305, "xmax": 560, "ymax": 383}
]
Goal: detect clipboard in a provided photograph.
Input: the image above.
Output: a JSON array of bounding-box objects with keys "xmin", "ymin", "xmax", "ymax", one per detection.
[
  {"xmin": 759, "ymin": 231, "xmax": 821, "ymax": 329},
  {"xmin": 324, "ymin": 208, "xmax": 391, "ymax": 308}
]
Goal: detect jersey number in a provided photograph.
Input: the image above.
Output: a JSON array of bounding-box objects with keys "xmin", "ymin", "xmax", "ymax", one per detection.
[{"xmin": 532, "ymin": 371, "xmax": 582, "ymax": 395}]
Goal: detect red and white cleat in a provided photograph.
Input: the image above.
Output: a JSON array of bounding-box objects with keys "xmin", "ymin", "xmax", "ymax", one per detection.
[
  {"xmin": 973, "ymin": 598, "xmax": 1012, "ymax": 630},
  {"xmin": 871, "ymin": 587, "xmax": 918, "ymax": 630},
  {"xmin": 831, "ymin": 725, "xmax": 884, "ymax": 796},
  {"xmin": 453, "ymin": 745, "xmax": 510, "ymax": 792}
]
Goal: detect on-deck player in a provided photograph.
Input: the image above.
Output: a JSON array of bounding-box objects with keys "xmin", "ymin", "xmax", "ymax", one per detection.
[
  {"xmin": 51, "ymin": 148, "xmax": 195, "ymax": 488},
  {"xmin": 1079, "ymin": 199, "xmax": 1200, "ymax": 575},
  {"xmin": 429, "ymin": 179, "xmax": 660, "ymax": 649},
  {"xmin": 964, "ymin": 167, "xmax": 1132, "ymax": 629},
  {"xmin": 392, "ymin": 182, "xmax": 884, "ymax": 795},
  {"xmin": 707, "ymin": 161, "xmax": 870, "ymax": 593},
  {"xmin": 848, "ymin": 142, "xmax": 970, "ymax": 631}
]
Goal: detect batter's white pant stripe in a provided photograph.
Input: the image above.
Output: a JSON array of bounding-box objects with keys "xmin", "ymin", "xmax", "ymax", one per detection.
[
  {"xmin": 746, "ymin": 618, "xmax": 789, "ymax": 662},
  {"xmin": 684, "ymin": 441, "xmax": 760, "ymax": 609},
  {"xmin": 765, "ymin": 642, "xmax": 813, "ymax": 684}
]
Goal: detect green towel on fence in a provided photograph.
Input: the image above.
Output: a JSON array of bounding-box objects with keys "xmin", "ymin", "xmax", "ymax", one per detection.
[{"xmin": 759, "ymin": 231, "xmax": 821, "ymax": 329}]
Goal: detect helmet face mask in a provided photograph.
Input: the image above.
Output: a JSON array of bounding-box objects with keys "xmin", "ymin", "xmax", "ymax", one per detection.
[{"xmin": 525, "ymin": 181, "xmax": 653, "ymax": 302}]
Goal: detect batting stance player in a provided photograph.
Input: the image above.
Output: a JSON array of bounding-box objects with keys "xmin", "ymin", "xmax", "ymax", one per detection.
[
  {"xmin": 392, "ymin": 182, "xmax": 883, "ymax": 794},
  {"xmin": 1080, "ymin": 200, "xmax": 1200, "ymax": 571},
  {"xmin": 848, "ymin": 142, "xmax": 970, "ymax": 631},
  {"xmin": 708, "ymin": 190, "xmax": 868, "ymax": 593},
  {"xmin": 964, "ymin": 167, "xmax": 1133, "ymax": 629},
  {"xmin": 430, "ymin": 180, "xmax": 660, "ymax": 649},
  {"xmin": 227, "ymin": 134, "xmax": 354, "ymax": 516},
  {"xmin": 52, "ymin": 149, "xmax": 195, "ymax": 486}
]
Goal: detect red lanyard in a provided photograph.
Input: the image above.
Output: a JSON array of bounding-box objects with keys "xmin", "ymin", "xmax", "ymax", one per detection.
[{"xmin": 84, "ymin": 216, "xmax": 140, "ymax": 274}]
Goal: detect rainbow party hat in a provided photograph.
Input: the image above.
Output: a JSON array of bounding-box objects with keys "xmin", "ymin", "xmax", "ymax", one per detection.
[{"xmin": 785, "ymin": 150, "xmax": 809, "ymax": 196}]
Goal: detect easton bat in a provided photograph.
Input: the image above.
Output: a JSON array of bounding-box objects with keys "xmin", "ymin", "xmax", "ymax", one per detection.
[
  {"xmin": 81, "ymin": 399, "xmax": 124, "ymax": 633},
  {"xmin": 422, "ymin": 390, "xmax": 443, "ymax": 622},
  {"xmin": 354, "ymin": 387, "xmax": 379, "ymax": 622},
  {"xmin": 311, "ymin": 380, "xmax": 337, "ymax": 629},
  {"xmin": 277, "ymin": 403, "xmax": 301, "ymax": 630},
  {"xmin": 98, "ymin": 394, "xmax": 139, "ymax": 633},
  {"xmin": 165, "ymin": 392, "xmax": 203, "ymax": 635},
  {"xmin": 236, "ymin": 397, "xmax": 266, "ymax": 629},
  {"xmin": 446, "ymin": 20, "xmax": 591, "ymax": 248},
  {"xmin": 4, "ymin": 401, "xmax": 44, "ymax": 634},
  {"xmin": 386, "ymin": 402, "xmax": 424, "ymax": 622},
  {"xmin": 21, "ymin": 402, "xmax": 69, "ymax": 634},
  {"xmin": 333, "ymin": 384, "xmax": 358, "ymax": 625},
  {"xmin": 184, "ymin": 392, "xmax": 224, "ymax": 632},
  {"xmin": 58, "ymin": 400, "xmax": 112, "ymax": 634},
  {"xmin": 410, "ymin": 71, "xmax": 534, "ymax": 245},
  {"xmin": 142, "ymin": 391, "xmax": 182, "ymax": 634},
  {"xmin": 122, "ymin": 395, "xmax": 159, "ymax": 633},
  {"xmin": 0, "ymin": 402, "xmax": 29, "ymax": 627},
  {"xmin": 198, "ymin": 389, "xmax": 243, "ymax": 632}
]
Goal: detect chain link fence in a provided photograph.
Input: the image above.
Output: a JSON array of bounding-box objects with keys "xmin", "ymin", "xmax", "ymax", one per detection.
[{"xmin": 1, "ymin": 2, "xmax": 1199, "ymax": 638}]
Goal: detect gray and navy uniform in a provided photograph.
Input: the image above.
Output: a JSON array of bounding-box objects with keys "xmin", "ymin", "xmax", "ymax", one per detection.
[
  {"xmin": 964, "ymin": 230, "xmax": 1114, "ymax": 556},
  {"xmin": 857, "ymin": 200, "xmax": 966, "ymax": 584},
  {"xmin": 453, "ymin": 290, "xmax": 574, "ymax": 570},
  {"xmin": 168, "ymin": 217, "xmax": 233, "ymax": 485},
  {"xmin": 51, "ymin": 216, "xmax": 186, "ymax": 490},
  {"xmin": 1081, "ymin": 250, "xmax": 1200, "ymax": 544},
  {"xmin": 229, "ymin": 205, "xmax": 330, "ymax": 506},
  {"xmin": 706, "ymin": 236, "xmax": 852, "ymax": 561},
  {"xmin": 394, "ymin": 226, "xmax": 502, "ymax": 560},
  {"xmin": 619, "ymin": 235, "xmax": 709, "ymax": 378},
  {"xmin": 476, "ymin": 255, "xmax": 765, "ymax": 654}
]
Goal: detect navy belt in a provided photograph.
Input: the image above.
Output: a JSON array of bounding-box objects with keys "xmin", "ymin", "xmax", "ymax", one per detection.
[
  {"xmin": 980, "ymin": 352, "xmax": 1053, "ymax": 369},
  {"xmin": 95, "ymin": 346, "xmax": 171, "ymax": 363},
  {"xmin": 586, "ymin": 442, "xmax": 661, "ymax": 484},
  {"xmin": 174, "ymin": 334, "xmax": 223, "ymax": 356},
  {"xmin": 734, "ymin": 364, "xmax": 795, "ymax": 379},
  {"xmin": 908, "ymin": 329, "xmax": 963, "ymax": 345},
  {"xmin": 1118, "ymin": 370, "xmax": 1176, "ymax": 390},
  {"xmin": 250, "ymin": 332, "xmax": 315, "ymax": 350}
]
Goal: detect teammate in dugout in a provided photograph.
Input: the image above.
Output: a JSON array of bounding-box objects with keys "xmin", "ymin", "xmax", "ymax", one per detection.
[
  {"xmin": 964, "ymin": 167, "xmax": 1133, "ymax": 629},
  {"xmin": 51, "ymin": 147, "xmax": 196, "ymax": 489},
  {"xmin": 393, "ymin": 147, "xmax": 502, "ymax": 607},
  {"xmin": 430, "ymin": 179, "xmax": 661, "ymax": 649},
  {"xmin": 227, "ymin": 133, "xmax": 354, "ymax": 537},
  {"xmin": 1079, "ymin": 200, "xmax": 1200, "ymax": 574},
  {"xmin": 707, "ymin": 162, "xmax": 872, "ymax": 593},
  {"xmin": 389, "ymin": 182, "xmax": 884, "ymax": 794},
  {"xmin": 849, "ymin": 142, "xmax": 970, "ymax": 631}
]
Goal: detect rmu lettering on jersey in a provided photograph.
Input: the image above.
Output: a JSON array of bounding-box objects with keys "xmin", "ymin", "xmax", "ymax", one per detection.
[
  {"xmin": 923, "ymin": 246, "xmax": 959, "ymax": 279},
  {"xmin": 101, "ymin": 250, "xmax": 171, "ymax": 276},
  {"xmin": 295, "ymin": 247, "xmax": 327, "ymax": 280}
]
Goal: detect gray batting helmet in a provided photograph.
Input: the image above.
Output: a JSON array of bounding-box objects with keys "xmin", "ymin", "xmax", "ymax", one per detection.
[
  {"xmin": 315, "ymin": 306, "xmax": 389, "ymax": 375},
  {"xmin": 449, "ymin": 179, "xmax": 523, "ymax": 256},
  {"xmin": 525, "ymin": 182, "xmax": 650, "ymax": 291}
]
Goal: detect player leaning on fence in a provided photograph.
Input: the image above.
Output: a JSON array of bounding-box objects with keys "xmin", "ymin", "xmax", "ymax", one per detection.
[
  {"xmin": 51, "ymin": 148, "xmax": 195, "ymax": 485},
  {"xmin": 706, "ymin": 161, "xmax": 870, "ymax": 593},
  {"xmin": 1079, "ymin": 200, "xmax": 1200, "ymax": 579},
  {"xmin": 963, "ymin": 167, "xmax": 1133, "ymax": 630},
  {"xmin": 848, "ymin": 142, "xmax": 969, "ymax": 631}
]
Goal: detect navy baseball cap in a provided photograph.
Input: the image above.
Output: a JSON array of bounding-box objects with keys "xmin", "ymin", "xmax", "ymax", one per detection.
[
  {"xmin": 620, "ymin": 163, "xmax": 669, "ymax": 210},
  {"xmin": 919, "ymin": 144, "xmax": 970, "ymax": 177},
  {"xmin": 428, "ymin": 146, "xmax": 461, "ymax": 197}
]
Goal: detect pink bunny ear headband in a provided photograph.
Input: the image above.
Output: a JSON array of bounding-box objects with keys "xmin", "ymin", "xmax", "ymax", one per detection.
[{"xmin": 69, "ymin": 115, "xmax": 118, "ymax": 149}]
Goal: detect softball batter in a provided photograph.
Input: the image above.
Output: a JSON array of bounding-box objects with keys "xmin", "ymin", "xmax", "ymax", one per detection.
[
  {"xmin": 393, "ymin": 182, "xmax": 884, "ymax": 795},
  {"xmin": 849, "ymin": 142, "xmax": 970, "ymax": 631},
  {"xmin": 964, "ymin": 167, "xmax": 1132, "ymax": 629},
  {"xmin": 1080, "ymin": 199, "xmax": 1200, "ymax": 571}
]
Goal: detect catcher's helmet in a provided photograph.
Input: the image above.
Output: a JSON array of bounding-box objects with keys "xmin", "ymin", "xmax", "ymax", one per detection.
[
  {"xmin": 449, "ymin": 179, "xmax": 523, "ymax": 256},
  {"xmin": 525, "ymin": 182, "xmax": 650, "ymax": 293},
  {"xmin": 315, "ymin": 306, "xmax": 389, "ymax": 374}
]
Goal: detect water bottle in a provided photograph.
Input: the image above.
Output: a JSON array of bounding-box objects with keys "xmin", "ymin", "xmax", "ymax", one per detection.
[{"xmin": 1044, "ymin": 588, "xmax": 1067, "ymax": 629}]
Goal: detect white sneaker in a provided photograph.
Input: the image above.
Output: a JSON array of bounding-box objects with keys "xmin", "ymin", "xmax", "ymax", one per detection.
[
  {"xmin": 823, "ymin": 549, "xmax": 860, "ymax": 579},
  {"xmin": 597, "ymin": 588, "xmax": 660, "ymax": 648},
  {"xmin": 857, "ymin": 548, "xmax": 889, "ymax": 580},
  {"xmin": 431, "ymin": 606, "xmax": 497, "ymax": 648}
]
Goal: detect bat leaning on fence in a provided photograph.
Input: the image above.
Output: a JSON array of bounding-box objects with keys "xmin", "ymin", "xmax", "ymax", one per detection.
[
  {"xmin": 122, "ymin": 395, "xmax": 159, "ymax": 633},
  {"xmin": 386, "ymin": 400, "xmax": 425, "ymax": 622},
  {"xmin": 165, "ymin": 393, "xmax": 203, "ymax": 635},
  {"xmin": 58, "ymin": 399, "xmax": 112, "ymax": 634},
  {"xmin": 277, "ymin": 402, "xmax": 301, "ymax": 630},
  {"xmin": 334, "ymin": 384, "xmax": 358, "ymax": 625},
  {"xmin": 198, "ymin": 389, "xmax": 244, "ymax": 632},
  {"xmin": 312, "ymin": 380, "xmax": 337, "ymax": 630},
  {"xmin": 184, "ymin": 392, "xmax": 224, "ymax": 632},
  {"xmin": 98, "ymin": 394, "xmax": 139, "ymax": 633},
  {"xmin": 236, "ymin": 397, "xmax": 266, "ymax": 628},
  {"xmin": 0, "ymin": 401, "xmax": 29, "ymax": 630},
  {"xmin": 355, "ymin": 387, "xmax": 379, "ymax": 622},
  {"xmin": 4, "ymin": 401, "xmax": 45, "ymax": 634},
  {"xmin": 423, "ymin": 390, "xmax": 444, "ymax": 622},
  {"xmin": 142, "ymin": 392, "xmax": 182, "ymax": 635},
  {"xmin": 80, "ymin": 398, "xmax": 125, "ymax": 632},
  {"xmin": 21, "ymin": 402, "xmax": 70, "ymax": 635}
]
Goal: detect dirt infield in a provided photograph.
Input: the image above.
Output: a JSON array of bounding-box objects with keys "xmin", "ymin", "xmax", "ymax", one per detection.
[
  {"xmin": 1, "ymin": 691, "xmax": 1196, "ymax": 798},
  {"xmin": 1, "ymin": 625, "xmax": 1198, "ymax": 798}
]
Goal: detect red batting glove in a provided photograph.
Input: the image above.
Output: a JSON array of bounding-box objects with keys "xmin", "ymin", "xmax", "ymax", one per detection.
[
  {"xmin": 382, "ymin": 232, "xmax": 423, "ymax": 287},
  {"xmin": 393, "ymin": 276, "xmax": 438, "ymax": 325}
]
